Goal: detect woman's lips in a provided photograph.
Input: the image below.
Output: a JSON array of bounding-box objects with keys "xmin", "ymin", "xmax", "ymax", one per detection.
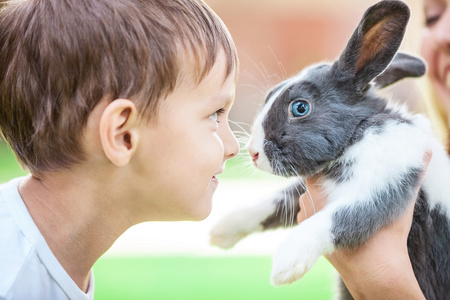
[
  {"xmin": 446, "ymin": 69, "xmax": 450, "ymax": 89},
  {"xmin": 439, "ymin": 62, "xmax": 450, "ymax": 89}
]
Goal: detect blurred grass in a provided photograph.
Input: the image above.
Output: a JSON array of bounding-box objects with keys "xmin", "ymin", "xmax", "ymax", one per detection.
[
  {"xmin": 0, "ymin": 141, "xmax": 27, "ymax": 183},
  {"xmin": 94, "ymin": 255, "xmax": 334, "ymax": 300}
]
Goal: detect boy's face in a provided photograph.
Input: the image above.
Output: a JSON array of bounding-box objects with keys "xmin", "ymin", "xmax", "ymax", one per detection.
[{"xmin": 134, "ymin": 51, "xmax": 239, "ymax": 221}]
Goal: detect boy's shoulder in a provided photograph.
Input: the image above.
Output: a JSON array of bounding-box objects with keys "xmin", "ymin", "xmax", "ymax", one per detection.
[
  {"xmin": 0, "ymin": 178, "xmax": 92, "ymax": 300},
  {"xmin": 0, "ymin": 177, "xmax": 40, "ymax": 297}
]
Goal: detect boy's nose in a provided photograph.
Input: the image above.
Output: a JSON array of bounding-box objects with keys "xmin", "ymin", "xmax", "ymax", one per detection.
[{"xmin": 223, "ymin": 126, "xmax": 239, "ymax": 160}]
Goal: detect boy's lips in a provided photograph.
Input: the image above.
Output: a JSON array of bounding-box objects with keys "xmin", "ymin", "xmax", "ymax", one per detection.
[
  {"xmin": 211, "ymin": 169, "xmax": 223, "ymax": 183},
  {"xmin": 214, "ymin": 167, "xmax": 224, "ymax": 177},
  {"xmin": 211, "ymin": 175, "xmax": 219, "ymax": 186}
]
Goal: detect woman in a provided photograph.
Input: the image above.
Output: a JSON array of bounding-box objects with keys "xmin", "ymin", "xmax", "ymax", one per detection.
[{"xmin": 421, "ymin": 0, "xmax": 450, "ymax": 148}]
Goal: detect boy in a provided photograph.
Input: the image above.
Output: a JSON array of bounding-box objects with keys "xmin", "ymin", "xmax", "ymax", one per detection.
[{"xmin": 0, "ymin": 0, "xmax": 239, "ymax": 298}]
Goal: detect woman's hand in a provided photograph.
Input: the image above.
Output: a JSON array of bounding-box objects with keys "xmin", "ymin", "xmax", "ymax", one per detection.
[{"xmin": 297, "ymin": 152, "xmax": 431, "ymax": 299}]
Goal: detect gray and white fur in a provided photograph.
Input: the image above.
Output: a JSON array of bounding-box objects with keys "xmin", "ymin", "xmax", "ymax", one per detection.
[{"xmin": 210, "ymin": 1, "xmax": 450, "ymax": 299}]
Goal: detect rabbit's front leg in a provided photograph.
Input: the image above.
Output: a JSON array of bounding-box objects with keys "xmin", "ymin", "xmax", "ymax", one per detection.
[
  {"xmin": 210, "ymin": 181, "xmax": 303, "ymax": 249},
  {"xmin": 270, "ymin": 207, "xmax": 335, "ymax": 286}
]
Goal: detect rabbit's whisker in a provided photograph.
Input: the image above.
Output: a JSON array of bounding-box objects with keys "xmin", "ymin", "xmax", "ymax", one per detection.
[
  {"xmin": 267, "ymin": 46, "xmax": 288, "ymax": 80},
  {"xmin": 287, "ymin": 163, "xmax": 315, "ymax": 220}
]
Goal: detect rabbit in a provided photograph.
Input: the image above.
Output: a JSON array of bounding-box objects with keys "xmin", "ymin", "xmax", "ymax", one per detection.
[{"xmin": 210, "ymin": 1, "xmax": 450, "ymax": 299}]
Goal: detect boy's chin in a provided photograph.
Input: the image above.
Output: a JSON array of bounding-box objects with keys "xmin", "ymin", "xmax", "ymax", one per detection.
[
  {"xmin": 187, "ymin": 201, "xmax": 213, "ymax": 221},
  {"xmin": 187, "ymin": 194, "xmax": 214, "ymax": 221}
]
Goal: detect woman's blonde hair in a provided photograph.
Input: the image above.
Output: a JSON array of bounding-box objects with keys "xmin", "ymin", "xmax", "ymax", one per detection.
[
  {"xmin": 420, "ymin": 77, "xmax": 449, "ymax": 148},
  {"xmin": 405, "ymin": 0, "xmax": 449, "ymax": 149}
]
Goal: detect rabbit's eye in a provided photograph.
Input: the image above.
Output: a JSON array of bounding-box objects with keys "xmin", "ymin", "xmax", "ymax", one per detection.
[{"xmin": 289, "ymin": 100, "xmax": 311, "ymax": 119}]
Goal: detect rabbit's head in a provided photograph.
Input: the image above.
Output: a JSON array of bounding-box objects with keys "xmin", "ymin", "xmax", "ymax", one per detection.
[{"xmin": 247, "ymin": 0, "xmax": 426, "ymax": 178}]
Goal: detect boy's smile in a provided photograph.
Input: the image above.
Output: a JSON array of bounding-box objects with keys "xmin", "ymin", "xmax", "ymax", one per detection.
[{"xmin": 133, "ymin": 51, "xmax": 239, "ymax": 221}]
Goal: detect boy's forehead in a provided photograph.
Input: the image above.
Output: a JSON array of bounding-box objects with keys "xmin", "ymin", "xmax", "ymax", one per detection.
[{"xmin": 178, "ymin": 50, "xmax": 237, "ymax": 92}]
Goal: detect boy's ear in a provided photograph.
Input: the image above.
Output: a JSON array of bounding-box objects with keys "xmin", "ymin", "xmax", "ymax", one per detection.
[{"xmin": 99, "ymin": 99, "xmax": 140, "ymax": 167}]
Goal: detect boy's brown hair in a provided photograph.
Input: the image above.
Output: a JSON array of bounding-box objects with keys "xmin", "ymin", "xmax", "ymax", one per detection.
[{"xmin": 0, "ymin": 0, "xmax": 238, "ymax": 176}]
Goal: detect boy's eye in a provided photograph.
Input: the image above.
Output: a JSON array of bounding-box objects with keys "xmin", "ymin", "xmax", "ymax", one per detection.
[
  {"xmin": 210, "ymin": 112, "xmax": 218, "ymax": 122},
  {"xmin": 209, "ymin": 108, "xmax": 225, "ymax": 123},
  {"xmin": 289, "ymin": 99, "xmax": 311, "ymax": 119}
]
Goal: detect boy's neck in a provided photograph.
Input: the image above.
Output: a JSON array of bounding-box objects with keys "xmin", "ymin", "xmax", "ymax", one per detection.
[{"xmin": 18, "ymin": 172, "xmax": 133, "ymax": 292}]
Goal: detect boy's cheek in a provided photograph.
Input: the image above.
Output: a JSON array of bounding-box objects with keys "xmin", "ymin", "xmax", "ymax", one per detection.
[{"xmin": 172, "ymin": 180, "xmax": 215, "ymax": 221}]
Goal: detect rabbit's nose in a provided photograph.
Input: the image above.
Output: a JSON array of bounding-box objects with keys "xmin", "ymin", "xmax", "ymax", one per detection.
[{"xmin": 249, "ymin": 150, "xmax": 259, "ymax": 162}]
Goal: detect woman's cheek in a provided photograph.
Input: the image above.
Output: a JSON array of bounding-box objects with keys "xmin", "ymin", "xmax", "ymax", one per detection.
[
  {"xmin": 421, "ymin": 30, "xmax": 433, "ymax": 65},
  {"xmin": 421, "ymin": 30, "xmax": 441, "ymax": 83}
]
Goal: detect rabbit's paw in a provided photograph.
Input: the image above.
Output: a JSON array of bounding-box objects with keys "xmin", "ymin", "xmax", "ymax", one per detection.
[
  {"xmin": 270, "ymin": 241, "xmax": 319, "ymax": 286},
  {"xmin": 209, "ymin": 208, "xmax": 263, "ymax": 249}
]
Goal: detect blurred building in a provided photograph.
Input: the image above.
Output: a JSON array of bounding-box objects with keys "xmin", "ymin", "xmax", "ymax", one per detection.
[{"xmin": 208, "ymin": 0, "xmax": 424, "ymax": 131}]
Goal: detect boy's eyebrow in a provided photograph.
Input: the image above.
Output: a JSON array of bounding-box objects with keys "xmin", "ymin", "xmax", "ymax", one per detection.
[{"xmin": 211, "ymin": 93, "xmax": 235, "ymax": 106}]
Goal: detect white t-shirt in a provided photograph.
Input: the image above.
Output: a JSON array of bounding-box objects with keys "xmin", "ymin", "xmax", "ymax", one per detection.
[{"xmin": 0, "ymin": 177, "xmax": 94, "ymax": 300}]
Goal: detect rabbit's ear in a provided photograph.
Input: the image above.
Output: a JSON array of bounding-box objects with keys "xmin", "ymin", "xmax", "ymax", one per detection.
[
  {"xmin": 334, "ymin": 0, "xmax": 410, "ymax": 92},
  {"xmin": 373, "ymin": 52, "xmax": 427, "ymax": 89}
]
